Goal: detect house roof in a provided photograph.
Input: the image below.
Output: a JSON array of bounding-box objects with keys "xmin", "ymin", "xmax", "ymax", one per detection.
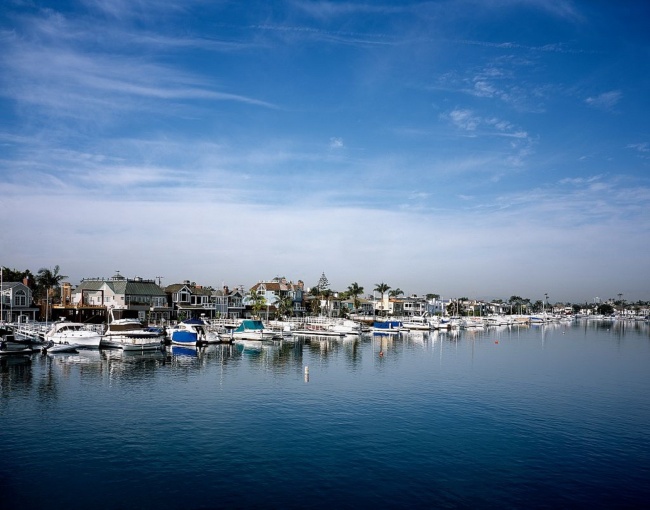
[
  {"xmin": 75, "ymin": 278, "xmax": 165, "ymax": 297},
  {"xmin": 250, "ymin": 280, "xmax": 301, "ymax": 293},
  {"xmin": 1, "ymin": 282, "xmax": 29, "ymax": 291},
  {"xmin": 164, "ymin": 283, "xmax": 212, "ymax": 296}
]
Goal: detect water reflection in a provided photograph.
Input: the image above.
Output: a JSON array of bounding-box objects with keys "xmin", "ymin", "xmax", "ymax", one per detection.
[{"xmin": 0, "ymin": 320, "xmax": 648, "ymax": 393}]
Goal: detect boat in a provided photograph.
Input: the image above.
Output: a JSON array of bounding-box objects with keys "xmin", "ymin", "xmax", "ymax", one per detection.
[
  {"xmin": 293, "ymin": 322, "xmax": 347, "ymax": 337},
  {"xmin": 167, "ymin": 318, "xmax": 210, "ymax": 346},
  {"xmin": 42, "ymin": 340, "xmax": 79, "ymax": 354},
  {"xmin": 44, "ymin": 319, "xmax": 103, "ymax": 348},
  {"xmin": 460, "ymin": 317, "xmax": 486, "ymax": 329},
  {"xmin": 224, "ymin": 319, "xmax": 279, "ymax": 341},
  {"xmin": 0, "ymin": 330, "xmax": 35, "ymax": 355},
  {"xmin": 402, "ymin": 315, "xmax": 433, "ymax": 331},
  {"xmin": 484, "ymin": 315, "xmax": 511, "ymax": 327},
  {"xmin": 101, "ymin": 309, "xmax": 164, "ymax": 351},
  {"xmin": 372, "ymin": 320, "xmax": 403, "ymax": 334}
]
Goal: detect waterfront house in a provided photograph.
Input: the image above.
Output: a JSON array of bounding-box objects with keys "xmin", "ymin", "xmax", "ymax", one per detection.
[
  {"xmin": 73, "ymin": 273, "xmax": 170, "ymax": 323},
  {"xmin": 401, "ymin": 295, "xmax": 428, "ymax": 316},
  {"xmin": 210, "ymin": 287, "xmax": 229, "ymax": 318},
  {"xmin": 165, "ymin": 280, "xmax": 213, "ymax": 320},
  {"xmin": 0, "ymin": 280, "xmax": 39, "ymax": 322},
  {"xmin": 226, "ymin": 287, "xmax": 246, "ymax": 319},
  {"xmin": 249, "ymin": 277, "xmax": 306, "ymax": 317}
]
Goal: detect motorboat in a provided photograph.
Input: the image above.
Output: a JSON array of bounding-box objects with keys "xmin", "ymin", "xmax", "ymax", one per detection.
[
  {"xmin": 44, "ymin": 319, "xmax": 103, "ymax": 348},
  {"xmin": 42, "ymin": 340, "xmax": 79, "ymax": 354},
  {"xmin": 101, "ymin": 309, "xmax": 164, "ymax": 351},
  {"xmin": 167, "ymin": 318, "xmax": 209, "ymax": 346},
  {"xmin": 224, "ymin": 319, "xmax": 279, "ymax": 341},
  {"xmin": 372, "ymin": 320, "xmax": 404, "ymax": 334}
]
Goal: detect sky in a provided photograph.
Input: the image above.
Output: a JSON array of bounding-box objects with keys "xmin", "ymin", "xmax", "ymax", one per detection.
[{"xmin": 1, "ymin": 0, "xmax": 649, "ymax": 304}]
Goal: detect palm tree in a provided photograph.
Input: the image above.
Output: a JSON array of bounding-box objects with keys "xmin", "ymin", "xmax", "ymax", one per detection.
[
  {"xmin": 374, "ymin": 282, "xmax": 390, "ymax": 316},
  {"xmin": 320, "ymin": 289, "xmax": 333, "ymax": 317},
  {"xmin": 389, "ymin": 288, "xmax": 403, "ymax": 298},
  {"xmin": 36, "ymin": 265, "xmax": 68, "ymax": 320},
  {"xmin": 248, "ymin": 292, "xmax": 267, "ymax": 319},
  {"xmin": 36, "ymin": 265, "xmax": 68, "ymax": 297},
  {"xmin": 276, "ymin": 296, "xmax": 294, "ymax": 319},
  {"xmin": 347, "ymin": 282, "xmax": 364, "ymax": 312}
]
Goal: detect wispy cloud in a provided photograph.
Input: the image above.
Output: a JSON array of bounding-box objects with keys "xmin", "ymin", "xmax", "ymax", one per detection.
[
  {"xmin": 329, "ymin": 137, "xmax": 344, "ymax": 149},
  {"xmin": 585, "ymin": 90, "xmax": 622, "ymax": 111},
  {"xmin": 626, "ymin": 142, "xmax": 649, "ymax": 153}
]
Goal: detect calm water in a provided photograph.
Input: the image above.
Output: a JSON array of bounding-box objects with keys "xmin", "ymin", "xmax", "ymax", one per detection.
[{"xmin": 1, "ymin": 321, "xmax": 649, "ymax": 509}]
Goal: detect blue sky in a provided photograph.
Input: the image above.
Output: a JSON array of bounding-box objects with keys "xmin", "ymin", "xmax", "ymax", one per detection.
[{"xmin": 1, "ymin": 0, "xmax": 649, "ymax": 303}]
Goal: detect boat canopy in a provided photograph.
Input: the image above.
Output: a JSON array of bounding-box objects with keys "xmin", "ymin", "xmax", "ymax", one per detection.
[{"xmin": 234, "ymin": 320, "xmax": 265, "ymax": 332}]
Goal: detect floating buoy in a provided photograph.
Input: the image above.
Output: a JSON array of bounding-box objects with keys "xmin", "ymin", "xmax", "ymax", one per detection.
[
  {"xmin": 494, "ymin": 340, "xmax": 499, "ymax": 344},
  {"xmin": 379, "ymin": 350, "xmax": 384, "ymax": 357}
]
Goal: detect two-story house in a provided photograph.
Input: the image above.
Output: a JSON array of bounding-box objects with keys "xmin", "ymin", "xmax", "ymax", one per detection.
[
  {"xmin": 165, "ymin": 281, "xmax": 213, "ymax": 321},
  {"xmin": 248, "ymin": 277, "xmax": 306, "ymax": 317},
  {"xmin": 226, "ymin": 287, "xmax": 246, "ymax": 319},
  {"xmin": 73, "ymin": 273, "xmax": 170, "ymax": 323},
  {"xmin": 0, "ymin": 279, "xmax": 39, "ymax": 322}
]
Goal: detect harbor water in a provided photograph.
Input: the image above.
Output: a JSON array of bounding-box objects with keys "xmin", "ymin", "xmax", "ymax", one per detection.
[{"xmin": 1, "ymin": 320, "xmax": 649, "ymax": 509}]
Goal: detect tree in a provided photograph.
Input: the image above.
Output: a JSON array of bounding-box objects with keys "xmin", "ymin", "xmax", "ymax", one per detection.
[
  {"xmin": 1, "ymin": 267, "xmax": 35, "ymax": 285},
  {"xmin": 446, "ymin": 299, "xmax": 466, "ymax": 316},
  {"xmin": 426, "ymin": 293, "xmax": 440, "ymax": 300},
  {"xmin": 508, "ymin": 295, "xmax": 524, "ymax": 314},
  {"xmin": 36, "ymin": 265, "xmax": 68, "ymax": 300},
  {"xmin": 276, "ymin": 296, "xmax": 294, "ymax": 319},
  {"xmin": 248, "ymin": 292, "xmax": 267, "ymax": 318},
  {"xmin": 347, "ymin": 282, "xmax": 364, "ymax": 312},
  {"xmin": 389, "ymin": 288, "xmax": 404, "ymax": 298},
  {"xmin": 597, "ymin": 303, "xmax": 614, "ymax": 316},
  {"xmin": 36, "ymin": 265, "xmax": 68, "ymax": 320},
  {"xmin": 316, "ymin": 272, "xmax": 330, "ymax": 293},
  {"xmin": 320, "ymin": 289, "xmax": 333, "ymax": 316},
  {"xmin": 374, "ymin": 282, "xmax": 391, "ymax": 316}
]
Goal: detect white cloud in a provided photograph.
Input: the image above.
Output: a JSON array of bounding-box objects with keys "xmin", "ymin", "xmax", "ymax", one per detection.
[
  {"xmin": 329, "ymin": 137, "xmax": 344, "ymax": 149},
  {"xmin": 585, "ymin": 90, "xmax": 622, "ymax": 111},
  {"xmin": 626, "ymin": 142, "xmax": 649, "ymax": 153}
]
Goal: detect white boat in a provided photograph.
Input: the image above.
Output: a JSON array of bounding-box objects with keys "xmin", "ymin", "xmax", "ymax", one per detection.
[
  {"xmin": 484, "ymin": 315, "xmax": 511, "ymax": 327},
  {"xmin": 460, "ymin": 317, "xmax": 486, "ymax": 329},
  {"xmin": 167, "ymin": 318, "xmax": 210, "ymax": 346},
  {"xmin": 402, "ymin": 315, "xmax": 433, "ymax": 331},
  {"xmin": 223, "ymin": 319, "xmax": 279, "ymax": 341},
  {"xmin": 42, "ymin": 340, "xmax": 79, "ymax": 353},
  {"xmin": 44, "ymin": 319, "xmax": 103, "ymax": 348},
  {"xmin": 293, "ymin": 322, "xmax": 347, "ymax": 337},
  {"xmin": 101, "ymin": 309, "xmax": 164, "ymax": 351}
]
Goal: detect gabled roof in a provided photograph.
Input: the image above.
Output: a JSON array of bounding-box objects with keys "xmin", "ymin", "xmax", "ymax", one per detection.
[
  {"xmin": 164, "ymin": 283, "xmax": 212, "ymax": 296},
  {"xmin": 250, "ymin": 280, "xmax": 300, "ymax": 293},
  {"xmin": 1, "ymin": 282, "xmax": 30, "ymax": 291}
]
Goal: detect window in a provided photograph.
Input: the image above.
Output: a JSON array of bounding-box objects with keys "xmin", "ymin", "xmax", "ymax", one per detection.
[{"xmin": 15, "ymin": 290, "xmax": 27, "ymax": 307}]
